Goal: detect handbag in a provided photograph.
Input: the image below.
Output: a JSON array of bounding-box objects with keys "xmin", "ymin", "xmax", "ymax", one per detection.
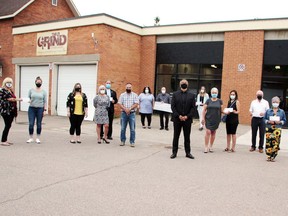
[{"xmin": 221, "ymin": 100, "xmax": 236, "ymax": 123}]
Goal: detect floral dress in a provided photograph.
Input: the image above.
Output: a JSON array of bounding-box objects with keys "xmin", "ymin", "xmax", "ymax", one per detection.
[
  {"xmin": 93, "ymin": 94, "xmax": 109, "ymax": 124},
  {"xmin": 264, "ymin": 108, "xmax": 286, "ymax": 160}
]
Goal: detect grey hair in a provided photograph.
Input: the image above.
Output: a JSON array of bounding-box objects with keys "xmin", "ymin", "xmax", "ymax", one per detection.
[
  {"xmin": 211, "ymin": 87, "xmax": 218, "ymax": 93},
  {"xmin": 271, "ymin": 96, "xmax": 280, "ymax": 103}
]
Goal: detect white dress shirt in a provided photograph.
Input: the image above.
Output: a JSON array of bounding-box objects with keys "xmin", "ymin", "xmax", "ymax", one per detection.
[{"xmin": 249, "ymin": 99, "xmax": 269, "ymax": 117}]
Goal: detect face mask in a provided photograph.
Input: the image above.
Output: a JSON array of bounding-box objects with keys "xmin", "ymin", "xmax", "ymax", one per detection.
[
  {"xmin": 36, "ymin": 83, "xmax": 42, "ymax": 88},
  {"xmin": 230, "ymin": 95, "xmax": 235, "ymax": 100},
  {"xmin": 5, "ymin": 83, "xmax": 12, "ymax": 88},
  {"xmin": 145, "ymin": 89, "xmax": 149, "ymax": 94},
  {"xmin": 257, "ymin": 95, "xmax": 262, "ymax": 100},
  {"xmin": 161, "ymin": 90, "xmax": 166, "ymax": 94},
  {"xmin": 100, "ymin": 90, "xmax": 105, "ymax": 94},
  {"xmin": 272, "ymin": 103, "xmax": 279, "ymax": 108},
  {"xmin": 211, "ymin": 93, "xmax": 218, "ymax": 98},
  {"xmin": 126, "ymin": 89, "xmax": 131, "ymax": 93},
  {"xmin": 200, "ymin": 90, "xmax": 204, "ymax": 93},
  {"xmin": 106, "ymin": 84, "xmax": 111, "ymax": 89},
  {"xmin": 181, "ymin": 83, "xmax": 188, "ymax": 89},
  {"xmin": 75, "ymin": 87, "xmax": 81, "ymax": 92}
]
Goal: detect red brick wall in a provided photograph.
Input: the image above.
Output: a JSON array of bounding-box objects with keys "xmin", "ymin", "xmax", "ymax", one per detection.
[
  {"xmin": 140, "ymin": 36, "xmax": 157, "ymax": 94},
  {"xmin": 0, "ymin": 0, "xmax": 75, "ymax": 84},
  {"xmin": 0, "ymin": 19, "xmax": 14, "ymax": 81},
  {"xmin": 222, "ymin": 31, "xmax": 264, "ymax": 124},
  {"xmin": 14, "ymin": 0, "xmax": 75, "ymax": 26}
]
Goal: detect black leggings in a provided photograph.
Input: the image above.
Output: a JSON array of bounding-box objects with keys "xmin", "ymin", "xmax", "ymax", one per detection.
[
  {"xmin": 140, "ymin": 113, "xmax": 152, "ymax": 126},
  {"xmin": 69, "ymin": 114, "xmax": 84, "ymax": 136},
  {"xmin": 1, "ymin": 114, "xmax": 14, "ymax": 142}
]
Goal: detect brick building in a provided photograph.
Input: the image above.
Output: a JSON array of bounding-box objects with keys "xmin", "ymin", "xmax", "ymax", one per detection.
[
  {"xmin": 5, "ymin": 12, "xmax": 288, "ymax": 123},
  {"xmin": 0, "ymin": 0, "xmax": 78, "ymax": 83}
]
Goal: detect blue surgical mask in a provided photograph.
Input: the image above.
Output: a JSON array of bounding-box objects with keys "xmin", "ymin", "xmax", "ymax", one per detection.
[
  {"xmin": 106, "ymin": 84, "xmax": 111, "ymax": 89},
  {"xmin": 211, "ymin": 93, "xmax": 218, "ymax": 98}
]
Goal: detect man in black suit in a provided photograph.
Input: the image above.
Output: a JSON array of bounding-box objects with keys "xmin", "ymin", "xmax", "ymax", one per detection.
[
  {"xmin": 170, "ymin": 79, "xmax": 196, "ymax": 159},
  {"xmin": 101, "ymin": 80, "xmax": 118, "ymax": 140}
]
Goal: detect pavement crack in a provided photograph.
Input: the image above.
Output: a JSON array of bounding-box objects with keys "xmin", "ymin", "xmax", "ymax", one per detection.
[{"xmin": 0, "ymin": 150, "xmax": 161, "ymax": 206}]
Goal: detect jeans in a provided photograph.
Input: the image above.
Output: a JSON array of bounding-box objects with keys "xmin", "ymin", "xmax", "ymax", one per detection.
[
  {"xmin": 120, "ymin": 112, "xmax": 136, "ymax": 144},
  {"xmin": 1, "ymin": 114, "xmax": 14, "ymax": 142},
  {"xmin": 28, "ymin": 106, "xmax": 44, "ymax": 135}
]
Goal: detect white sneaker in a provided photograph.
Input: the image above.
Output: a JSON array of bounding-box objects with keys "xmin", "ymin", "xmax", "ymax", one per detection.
[
  {"xmin": 26, "ymin": 138, "xmax": 34, "ymax": 143},
  {"xmin": 36, "ymin": 138, "xmax": 41, "ymax": 144}
]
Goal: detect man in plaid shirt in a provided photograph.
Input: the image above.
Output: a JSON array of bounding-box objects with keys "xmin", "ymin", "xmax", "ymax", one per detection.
[{"xmin": 118, "ymin": 83, "xmax": 139, "ymax": 147}]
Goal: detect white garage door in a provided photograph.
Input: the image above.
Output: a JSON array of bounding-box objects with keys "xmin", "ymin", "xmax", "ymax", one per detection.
[
  {"xmin": 19, "ymin": 65, "xmax": 50, "ymax": 111},
  {"xmin": 57, "ymin": 64, "xmax": 97, "ymax": 121}
]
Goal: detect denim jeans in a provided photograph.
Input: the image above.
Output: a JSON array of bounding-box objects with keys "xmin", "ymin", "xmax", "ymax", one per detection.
[
  {"xmin": 120, "ymin": 112, "xmax": 136, "ymax": 144},
  {"xmin": 28, "ymin": 106, "xmax": 44, "ymax": 135}
]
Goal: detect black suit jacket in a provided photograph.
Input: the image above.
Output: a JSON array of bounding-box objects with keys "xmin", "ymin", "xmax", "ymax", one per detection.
[
  {"xmin": 171, "ymin": 90, "xmax": 195, "ymax": 122},
  {"xmin": 106, "ymin": 89, "xmax": 118, "ymax": 113}
]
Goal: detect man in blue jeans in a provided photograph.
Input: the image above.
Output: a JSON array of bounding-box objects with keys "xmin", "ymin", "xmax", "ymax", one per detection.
[{"xmin": 118, "ymin": 83, "xmax": 139, "ymax": 147}]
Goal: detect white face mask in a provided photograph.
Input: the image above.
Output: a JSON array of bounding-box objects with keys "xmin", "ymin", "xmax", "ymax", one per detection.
[
  {"xmin": 145, "ymin": 89, "xmax": 149, "ymax": 94},
  {"xmin": 230, "ymin": 95, "xmax": 236, "ymax": 100},
  {"xmin": 6, "ymin": 83, "xmax": 12, "ymax": 88},
  {"xmin": 200, "ymin": 89, "xmax": 204, "ymax": 93},
  {"xmin": 272, "ymin": 103, "xmax": 279, "ymax": 108},
  {"xmin": 100, "ymin": 90, "xmax": 105, "ymax": 94},
  {"xmin": 161, "ymin": 90, "xmax": 166, "ymax": 94}
]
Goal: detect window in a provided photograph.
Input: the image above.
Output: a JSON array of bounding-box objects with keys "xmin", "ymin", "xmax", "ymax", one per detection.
[{"xmin": 52, "ymin": 0, "xmax": 57, "ymax": 6}]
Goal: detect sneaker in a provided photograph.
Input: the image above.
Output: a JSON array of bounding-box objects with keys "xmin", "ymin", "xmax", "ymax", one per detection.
[
  {"xmin": 148, "ymin": 126, "xmax": 151, "ymax": 129},
  {"xmin": 120, "ymin": 142, "xmax": 125, "ymax": 146},
  {"xmin": 36, "ymin": 138, "xmax": 41, "ymax": 144},
  {"xmin": 26, "ymin": 138, "xmax": 34, "ymax": 143},
  {"xmin": 142, "ymin": 126, "xmax": 146, "ymax": 129},
  {"xmin": 130, "ymin": 143, "xmax": 135, "ymax": 147}
]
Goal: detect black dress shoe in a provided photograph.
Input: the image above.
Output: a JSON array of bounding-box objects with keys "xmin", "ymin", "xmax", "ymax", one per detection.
[
  {"xmin": 170, "ymin": 153, "xmax": 177, "ymax": 159},
  {"xmin": 186, "ymin": 154, "xmax": 195, "ymax": 159},
  {"xmin": 107, "ymin": 137, "xmax": 113, "ymax": 140}
]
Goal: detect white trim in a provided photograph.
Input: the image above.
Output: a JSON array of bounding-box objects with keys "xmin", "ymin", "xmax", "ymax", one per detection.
[
  {"xmin": 52, "ymin": 0, "xmax": 57, "ymax": 6},
  {"xmin": 65, "ymin": 0, "xmax": 80, "ymax": 16},
  {"xmin": 12, "ymin": 14, "xmax": 288, "ymax": 36},
  {"xmin": 0, "ymin": 0, "xmax": 34, "ymax": 20}
]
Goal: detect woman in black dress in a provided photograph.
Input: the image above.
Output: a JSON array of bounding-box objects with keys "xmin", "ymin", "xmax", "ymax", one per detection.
[{"xmin": 224, "ymin": 90, "xmax": 240, "ymax": 152}]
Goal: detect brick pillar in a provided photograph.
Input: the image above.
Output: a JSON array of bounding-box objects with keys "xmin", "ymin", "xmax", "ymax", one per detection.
[
  {"xmin": 140, "ymin": 36, "xmax": 157, "ymax": 94},
  {"xmin": 222, "ymin": 31, "xmax": 264, "ymax": 124}
]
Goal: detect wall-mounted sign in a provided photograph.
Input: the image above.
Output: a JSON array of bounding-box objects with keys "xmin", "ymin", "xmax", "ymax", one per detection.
[
  {"xmin": 36, "ymin": 30, "xmax": 68, "ymax": 56},
  {"xmin": 238, "ymin": 64, "xmax": 246, "ymax": 72}
]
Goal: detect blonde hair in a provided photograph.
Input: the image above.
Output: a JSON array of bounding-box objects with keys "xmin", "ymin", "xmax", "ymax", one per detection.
[
  {"xmin": 2, "ymin": 77, "xmax": 13, "ymax": 88},
  {"xmin": 98, "ymin": 85, "xmax": 106, "ymax": 94}
]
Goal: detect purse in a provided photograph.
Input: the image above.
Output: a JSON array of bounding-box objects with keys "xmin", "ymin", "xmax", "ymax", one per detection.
[{"xmin": 221, "ymin": 101, "xmax": 236, "ymax": 123}]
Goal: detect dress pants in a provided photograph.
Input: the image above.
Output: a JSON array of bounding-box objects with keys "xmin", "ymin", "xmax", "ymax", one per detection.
[
  {"xmin": 251, "ymin": 117, "xmax": 265, "ymax": 149},
  {"xmin": 159, "ymin": 111, "xmax": 169, "ymax": 129},
  {"xmin": 172, "ymin": 119, "xmax": 192, "ymax": 154}
]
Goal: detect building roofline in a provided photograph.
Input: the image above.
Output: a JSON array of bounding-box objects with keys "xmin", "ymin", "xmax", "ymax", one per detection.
[
  {"xmin": 0, "ymin": 0, "xmax": 35, "ymax": 20},
  {"xmin": 0, "ymin": 0, "xmax": 79, "ymax": 20},
  {"xmin": 12, "ymin": 13, "xmax": 288, "ymax": 36}
]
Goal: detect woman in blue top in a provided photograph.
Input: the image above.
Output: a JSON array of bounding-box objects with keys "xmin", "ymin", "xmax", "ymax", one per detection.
[
  {"xmin": 138, "ymin": 86, "xmax": 155, "ymax": 129},
  {"xmin": 264, "ymin": 96, "xmax": 286, "ymax": 162},
  {"xmin": 26, "ymin": 76, "xmax": 47, "ymax": 144}
]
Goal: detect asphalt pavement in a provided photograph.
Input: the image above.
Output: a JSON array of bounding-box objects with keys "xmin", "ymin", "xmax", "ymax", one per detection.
[{"xmin": 0, "ymin": 112, "xmax": 288, "ymax": 216}]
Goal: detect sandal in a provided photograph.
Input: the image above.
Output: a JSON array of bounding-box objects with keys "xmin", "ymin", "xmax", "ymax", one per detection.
[
  {"xmin": 1, "ymin": 142, "xmax": 10, "ymax": 146},
  {"xmin": 209, "ymin": 148, "xmax": 214, "ymax": 153},
  {"xmin": 224, "ymin": 148, "xmax": 229, "ymax": 152},
  {"xmin": 230, "ymin": 149, "xmax": 235, "ymax": 153}
]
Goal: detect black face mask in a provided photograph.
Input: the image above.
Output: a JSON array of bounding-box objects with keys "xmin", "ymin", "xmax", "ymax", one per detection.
[
  {"xmin": 126, "ymin": 89, "xmax": 131, "ymax": 93},
  {"xmin": 36, "ymin": 83, "xmax": 42, "ymax": 88},
  {"xmin": 75, "ymin": 87, "xmax": 81, "ymax": 92},
  {"xmin": 257, "ymin": 95, "xmax": 262, "ymax": 100},
  {"xmin": 181, "ymin": 83, "xmax": 188, "ymax": 89}
]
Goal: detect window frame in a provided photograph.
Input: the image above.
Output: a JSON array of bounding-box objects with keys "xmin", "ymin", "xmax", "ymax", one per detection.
[{"xmin": 52, "ymin": 0, "xmax": 58, "ymax": 6}]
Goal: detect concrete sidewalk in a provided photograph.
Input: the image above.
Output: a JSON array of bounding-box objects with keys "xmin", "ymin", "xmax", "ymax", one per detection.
[{"xmin": 0, "ymin": 112, "xmax": 288, "ymax": 216}]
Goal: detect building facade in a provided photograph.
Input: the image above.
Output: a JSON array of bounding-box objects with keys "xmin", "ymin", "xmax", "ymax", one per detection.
[{"xmin": 8, "ymin": 14, "xmax": 288, "ymax": 124}]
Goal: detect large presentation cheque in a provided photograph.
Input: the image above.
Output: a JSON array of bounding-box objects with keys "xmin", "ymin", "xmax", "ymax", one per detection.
[{"xmin": 153, "ymin": 101, "xmax": 172, "ymax": 113}]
